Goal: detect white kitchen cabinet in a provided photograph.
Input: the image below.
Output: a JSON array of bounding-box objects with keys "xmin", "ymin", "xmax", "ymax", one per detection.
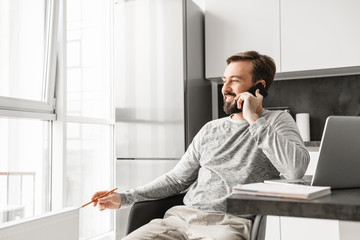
[
  {"xmin": 280, "ymin": 217, "xmax": 339, "ymax": 240},
  {"xmin": 265, "ymin": 216, "xmax": 281, "ymax": 240},
  {"xmin": 265, "ymin": 213, "xmax": 341, "ymax": 240},
  {"xmin": 205, "ymin": 0, "xmax": 360, "ymax": 76},
  {"xmin": 205, "ymin": 0, "xmax": 281, "ymax": 78},
  {"xmin": 280, "ymin": 213, "xmax": 360, "ymax": 240},
  {"xmin": 280, "ymin": 0, "xmax": 360, "ymax": 72},
  {"xmin": 338, "ymin": 221, "xmax": 360, "ymax": 240}
]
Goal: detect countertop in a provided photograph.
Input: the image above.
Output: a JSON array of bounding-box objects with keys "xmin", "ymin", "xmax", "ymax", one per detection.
[{"xmin": 227, "ymin": 188, "xmax": 360, "ymax": 221}]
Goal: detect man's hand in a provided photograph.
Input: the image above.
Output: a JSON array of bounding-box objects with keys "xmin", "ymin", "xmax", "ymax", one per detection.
[
  {"xmin": 91, "ymin": 190, "xmax": 122, "ymax": 211},
  {"xmin": 236, "ymin": 89, "xmax": 264, "ymax": 124}
]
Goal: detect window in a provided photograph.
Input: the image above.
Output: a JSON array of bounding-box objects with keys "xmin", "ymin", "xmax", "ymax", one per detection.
[
  {"xmin": 0, "ymin": 1, "xmax": 45, "ymax": 101},
  {"xmin": 0, "ymin": 0, "xmax": 58, "ymax": 115},
  {"xmin": 0, "ymin": 0, "xmax": 58, "ymax": 224},
  {"xmin": 0, "ymin": 1, "xmax": 114, "ymax": 239},
  {"xmin": 0, "ymin": 119, "xmax": 50, "ymax": 222}
]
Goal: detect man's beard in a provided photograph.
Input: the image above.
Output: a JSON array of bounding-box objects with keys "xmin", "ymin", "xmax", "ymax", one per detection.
[{"xmin": 223, "ymin": 97, "xmax": 242, "ymax": 115}]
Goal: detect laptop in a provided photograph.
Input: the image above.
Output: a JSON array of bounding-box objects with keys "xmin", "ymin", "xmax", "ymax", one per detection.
[{"xmin": 265, "ymin": 116, "xmax": 360, "ymax": 189}]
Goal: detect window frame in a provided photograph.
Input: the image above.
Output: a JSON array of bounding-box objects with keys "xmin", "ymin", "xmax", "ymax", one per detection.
[{"xmin": 0, "ymin": 0, "xmax": 59, "ymax": 120}]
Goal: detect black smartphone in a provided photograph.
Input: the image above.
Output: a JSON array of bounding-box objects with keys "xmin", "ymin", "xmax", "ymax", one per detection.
[
  {"xmin": 234, "ymin": 82, "xmax": 268, "ymax": 113},
  {"xmin": 248, "ymin": 82, "xmax": 268, "ymax": 97}
]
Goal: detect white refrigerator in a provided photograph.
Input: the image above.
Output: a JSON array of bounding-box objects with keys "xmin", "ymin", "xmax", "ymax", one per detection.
[{"xmin": 113, "ymin": 0, "xmax": 211, "ymax": 238}]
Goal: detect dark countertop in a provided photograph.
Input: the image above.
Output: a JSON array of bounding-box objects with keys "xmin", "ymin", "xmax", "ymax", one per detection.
[
  {"xmin": 227, "ymin": 188, "xmax": 360, "ymax": 221},
  {"xmin": 304, "ymin": 141, "xmax": 321, "ymax": 151}
]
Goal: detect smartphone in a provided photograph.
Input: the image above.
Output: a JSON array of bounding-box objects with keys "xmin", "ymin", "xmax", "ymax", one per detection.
[
  {"xmin": 234, "ymin": 82, "xmax": 268, "ymax": 113},
  {"xmin": 248, "ymin": 82, "xmax": 268, "ymax": 97}
]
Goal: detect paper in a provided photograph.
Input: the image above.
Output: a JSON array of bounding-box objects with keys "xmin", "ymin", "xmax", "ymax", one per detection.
[{"xmin": 233, "ymin": 182, "xmax": 331, "ymax": 200}]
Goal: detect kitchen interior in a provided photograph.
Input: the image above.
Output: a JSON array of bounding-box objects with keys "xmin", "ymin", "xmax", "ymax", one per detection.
[
  {"xmin": 114, "ymin": 0, "xmax": 360, "ymax": 239},
  {"xmin": 1, "ymin": 0, "xmax": 360, "ymax": 240}
]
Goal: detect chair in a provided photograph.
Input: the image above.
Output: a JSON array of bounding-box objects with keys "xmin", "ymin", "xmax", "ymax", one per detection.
[{"xmin": 126, "ymin": 194, "xmax": 267, "ymax": 240}]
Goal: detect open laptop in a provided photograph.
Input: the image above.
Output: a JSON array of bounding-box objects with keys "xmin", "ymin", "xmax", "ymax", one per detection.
[{"xmin": 266, "ymin": 116, "xmax": 360, "ymax": 189}]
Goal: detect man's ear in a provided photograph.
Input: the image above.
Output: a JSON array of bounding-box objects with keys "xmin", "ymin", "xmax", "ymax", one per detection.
[{"xmin": 256, "ymin": 80, "xmax": 266, "ymax": 89}]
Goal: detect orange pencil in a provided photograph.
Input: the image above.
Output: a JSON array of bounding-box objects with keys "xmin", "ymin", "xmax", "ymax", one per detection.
[{"xmin": 81, "ymin": 187, "xmax": 118, "ymax": 208}]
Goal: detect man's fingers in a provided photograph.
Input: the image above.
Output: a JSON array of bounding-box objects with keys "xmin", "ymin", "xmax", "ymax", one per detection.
[
  {"xmin": 98, "ymin": 194, "xmax": 114, "ymax": 203},
  {"xmin": 98, "ymin": 201, "xmax": 113, "ymax": 211},
  {"xmin": 255, "ymin": 89, "xmax": 264, "ymax": 99},
  {"xmin": 91, "ymin": 192, "xmax": 121, "ymax": 210},
  {"xmin": 91, "ymin": 191, "xmax": 108, "ymax": 201},
  {"xmin": 98, "ymin": 203, "xmax": 106, "ymax": 211},
  {"xmin": 236, "ymin": 98, "xmax": 243, "ymax": 109}
]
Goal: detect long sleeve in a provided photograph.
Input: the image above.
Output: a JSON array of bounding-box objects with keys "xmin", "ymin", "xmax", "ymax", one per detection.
[{"xmin": 249, "ymin": 111, "xmax": 310, "ymax": 179}]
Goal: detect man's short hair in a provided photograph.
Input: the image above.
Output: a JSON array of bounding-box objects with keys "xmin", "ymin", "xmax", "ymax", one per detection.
[{"xmin": 226, "ymin": 51, "xmax": 276, "ymax": 90}]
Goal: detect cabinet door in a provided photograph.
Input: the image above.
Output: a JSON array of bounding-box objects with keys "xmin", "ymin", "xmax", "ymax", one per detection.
[
  {"xmin": 205, "ymin": 0, "xmax": 281, "ymax": 78},
  {"xmin": 280, "ymin": 217, "xmax": 339, "ymax": 240},
  {"xmin": 281, "ymin": 0, "xmax": 360, "ymax": 72},
  {"xmin": 265, "ymin": 216, "xmax": 281, "ymax": 240}
]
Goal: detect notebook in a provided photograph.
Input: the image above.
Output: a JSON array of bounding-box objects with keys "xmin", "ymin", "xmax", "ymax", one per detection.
[
  {"xmin": 233, "ymin": 182, "xmax": 331, "ymax": 200},
  {"xmin": 265, "ymin": 116, "xmax": 360, "ymax": 189}
]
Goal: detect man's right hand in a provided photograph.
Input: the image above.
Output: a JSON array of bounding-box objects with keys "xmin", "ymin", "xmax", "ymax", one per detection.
[{"xmin": 91, "ymin": 190, "xmax": 122, "ymax": 211}]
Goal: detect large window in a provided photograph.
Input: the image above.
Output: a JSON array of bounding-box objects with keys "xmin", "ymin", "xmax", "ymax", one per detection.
[
  {"xmin": 0, "ymin": 0, "xmax": 58, "ymax": 224},
  {"xmin": 0, "ymin": 1, "xmax": 115, "ymax": 239}
]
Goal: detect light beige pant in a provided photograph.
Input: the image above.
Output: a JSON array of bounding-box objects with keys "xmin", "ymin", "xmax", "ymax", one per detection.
[{"xmin": 122, "ymin": 205, "xmax": 252, "ymax": 240}]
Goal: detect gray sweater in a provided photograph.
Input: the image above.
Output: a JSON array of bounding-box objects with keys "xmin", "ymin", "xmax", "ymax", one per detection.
[{"xmin": 120, "ymin": 109, "xmax": 310, "ymax": 214}]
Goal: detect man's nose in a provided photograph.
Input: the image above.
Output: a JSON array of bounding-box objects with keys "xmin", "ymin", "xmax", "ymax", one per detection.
[{"xmin": 222, "ymin": 80, "xmax": 232, "ymax": 92}]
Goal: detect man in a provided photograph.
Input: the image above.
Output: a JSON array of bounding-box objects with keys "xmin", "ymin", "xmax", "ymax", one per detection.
[{"xmin": 92, "ymin": 51, "xmax": 310, "ymax": 240}]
